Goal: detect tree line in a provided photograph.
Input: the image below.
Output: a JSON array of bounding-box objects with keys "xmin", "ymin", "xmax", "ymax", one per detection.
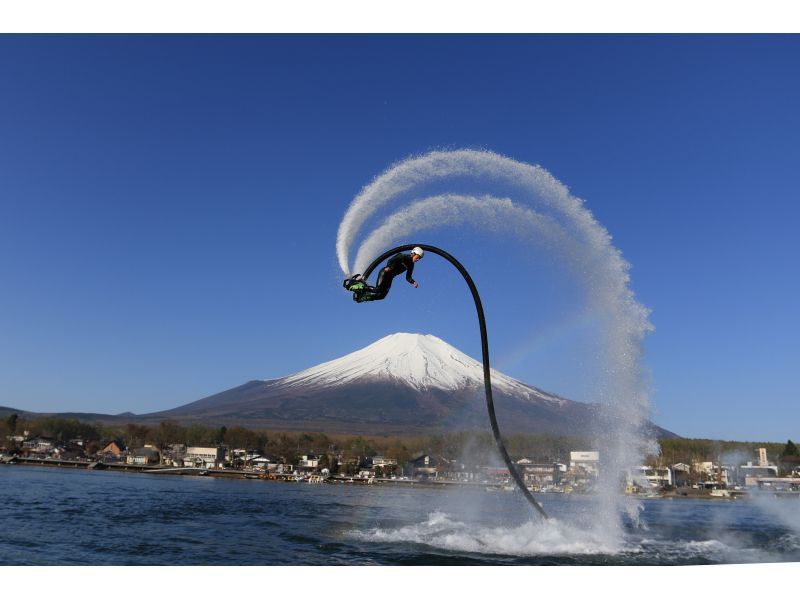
[{"xmin": 2, "ymin": 413, "xmax": 798, "ymax": 474}]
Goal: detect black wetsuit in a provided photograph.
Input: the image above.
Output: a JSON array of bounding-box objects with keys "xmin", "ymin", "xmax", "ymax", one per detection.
[{"xmin": 370, "ymin": 253, "xmax": 416, "ymax": 300}]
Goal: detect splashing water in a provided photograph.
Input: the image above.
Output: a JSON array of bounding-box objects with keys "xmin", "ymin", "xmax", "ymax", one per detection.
[
  {"xmin": 349, "ymin": 511, "xmax": 622, "ymax": 557},
  {"xmin": 347, "ymin": 505, "xmax": 797, "ymax": 565},
  {"xmin": 336, "ymin": 149, "xmax": 655, "ymax": 549}
]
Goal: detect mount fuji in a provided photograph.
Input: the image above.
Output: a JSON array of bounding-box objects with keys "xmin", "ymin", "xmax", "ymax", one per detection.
[{"xmin": 145, "ymin": 333, "xmax": 673, "ymax": 437}]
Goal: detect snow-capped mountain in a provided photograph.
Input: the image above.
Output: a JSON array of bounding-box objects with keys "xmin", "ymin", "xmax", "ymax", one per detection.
[
  {"xmin": 144, "ymin": 332, "xmax": 594, "ymax": 435},
  {"xmin": 145, "ymin": 332, "xmax": 673, "ymax": 437},
  {"xmin": 280, "ymin": 333, "xmax": 565, "ymax": 405}
]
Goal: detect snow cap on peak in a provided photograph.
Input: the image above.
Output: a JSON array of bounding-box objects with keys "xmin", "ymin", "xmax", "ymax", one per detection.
[{"xmin": 279, "ymin": 332, "xmax": 564, "ymax": 405}]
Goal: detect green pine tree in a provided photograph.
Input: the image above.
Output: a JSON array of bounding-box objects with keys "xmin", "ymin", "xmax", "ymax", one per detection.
[{"xmin": 781, "ymin": 440, "xmax": 798, "ymax": 457}]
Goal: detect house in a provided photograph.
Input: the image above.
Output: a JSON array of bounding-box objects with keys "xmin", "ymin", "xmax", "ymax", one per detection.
[
  {"xmin": 357, "ymin": 467, "xmax": 376, "ymax": 478},
  {"xmin": 370, "ymin": 455, "xmax": 399, "ymax": 476},
  {"xmin": 408, "ymin": 454, "xmax": 446, "ymax": 479},
  {"xmin": 446, "ymin": 459, "xmax": 480, "ymax": 482},
  {"xmin": 483, "ymin": 467, "xmax": 513, "ymax": 484},
  {"xmin": 54, "ymin": 443, "xmax": 85, "ymax": 460},
  {"xmin": 252, "ymin": 456, "xmax": 273, "ymax": 470},
  {"xmin": 371, "ymin": 455, "xmax": 397, "ymax": 468},
  {"xmin": 229, "ymin": 449, "xmax": 263, "ymax": 468},
  {"xmin": 739, "ymin": 462, "xmax": 779, "ymax": 485},
  {"xmin": 671, "ymin": 463, "xmax": 692, "ymax": 486},
  {"xmin": 519, "ymin": 461, "xmax": 565, "ymax": 487},
  {"xmin": 570, "ymin": 451, "xmax": 600, "ymax": 476},
  {"xmin": 100, "ymin": 440, "xmax": 127, "ymax": 456},
  {"xmin": 22, "ymin": 437, "xmax": 56, "ymax": 453},
  {"xmin": 126, "ymin": 446, "xmax": 161, "ymax": 465},
  {"xmin": 693, "ymin": 461, "xmax": 732, "ymax": 488},
  {"xmin": 184, "ymin": 446, "xmax": 226, "ymax": 469},
  {"xmin": 296, "ymin": 454, "xmax": 320, "ymax": 472},
  {"xmin": 160, "ymin": 444, "xmax": 186, "ymax": 466},
  {"xmin": 631, "ymin": 465, "xmax": 672, "ymax": 488},
  {"xmin": 747, "ymin": 477, "xmax": 800, "ymax": 491}
]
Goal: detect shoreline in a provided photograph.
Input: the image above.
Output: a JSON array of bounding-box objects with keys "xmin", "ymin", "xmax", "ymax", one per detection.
[{"xmin": 5, "ymin": 457, "xmax": 798, "ymax": 499}]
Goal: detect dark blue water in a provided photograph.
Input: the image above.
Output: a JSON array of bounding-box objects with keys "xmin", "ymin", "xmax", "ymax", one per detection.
[{"xmin": 2, "ymin": 465, "xmax": 799, "ymax": 565}]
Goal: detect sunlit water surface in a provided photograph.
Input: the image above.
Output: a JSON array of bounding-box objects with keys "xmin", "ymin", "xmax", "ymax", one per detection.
[{"xmin": 2, "ymin": 466, "xmax": 798, "ymax": 565}]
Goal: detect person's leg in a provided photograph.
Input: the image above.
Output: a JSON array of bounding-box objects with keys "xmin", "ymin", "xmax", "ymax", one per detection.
[{"xmin": 371, "ymin": 269, "xmax": 394, "ymax": 300}]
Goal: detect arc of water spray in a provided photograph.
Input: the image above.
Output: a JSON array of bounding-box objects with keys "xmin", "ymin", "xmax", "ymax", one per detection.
[
  {"xmin": 358, "ymin": 243, "xmax": 549, "ymax": 520},
  {"xmin": 351, "ymin": 194, "xmax": 602, "ymax": 294},
  {"xmin": 337, "ymin": 149, "xmax": 597, "ymax": 276},
  {"xmin": 337, "ymin": 149, "xmax": 654, "ymax": 538}
]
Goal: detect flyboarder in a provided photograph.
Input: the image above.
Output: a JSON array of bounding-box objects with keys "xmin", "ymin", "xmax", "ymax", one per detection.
[{"xmin": 344, "ymin": 246, "xmax": 424, "ymax": 302}]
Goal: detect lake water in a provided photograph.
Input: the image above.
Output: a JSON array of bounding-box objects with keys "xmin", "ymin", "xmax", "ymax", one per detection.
[{"xmin": 2, "ymin": 465, "xmax": 799, "ymax": 566}]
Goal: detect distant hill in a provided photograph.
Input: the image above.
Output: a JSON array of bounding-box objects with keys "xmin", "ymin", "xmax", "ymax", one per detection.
[{"xmin": 0, "ymin": 405, "xmax": 125, "ymax": 423}]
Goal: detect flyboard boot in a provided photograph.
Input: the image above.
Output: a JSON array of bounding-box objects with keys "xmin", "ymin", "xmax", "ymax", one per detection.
[{"xmin": 343, "ymin": 274, "xmax": 374, "ymax": 302}]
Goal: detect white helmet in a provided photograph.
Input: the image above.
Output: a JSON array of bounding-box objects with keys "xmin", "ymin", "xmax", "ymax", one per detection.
[{"xmin": 411, "ymin": 247, "xmax": 424, "ymax": 258}]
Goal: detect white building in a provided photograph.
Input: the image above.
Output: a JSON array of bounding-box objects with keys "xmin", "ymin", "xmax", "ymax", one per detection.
[
  {"xmin": 371, "ymin": 455, "xmax": 397, "ymax": 468},
  {"xmin": 740, "ymin": 463, "xmax": 779, "ymax": 483},
  {"xmin": 184, "ymin": 446, "xmax": 226, "ymax": 468},
  {"xmin": 252, "ymin": 457, "xmax": 274, "ymax": 471},
  {"xmin": 671, "ymin": 463, "xmax": 692, "ymax": 486},
  {"xmin": 297, "ymin": 454, "xmax": 320, "ymax": 469},
  {"xmin": 736, "ymin": 448, "xmax": 778, "ymax": 485},
  {"xmin": 693, "ymin": 461, "xmax": 732, "ymax": 487},
  {"xmin": 23, "ymin": 437, "xmax": 55, "ymax": 453},
  {"xmin": 570, "ymin": 451, "xmax": 599, "ymax": 475},
  {"xmin": 520, "ymin": 462, "xmax": 566, "ymax": 487},
  {"xmin": 126, "ymin": 447, "xmax": 161, "ymax": 465},
  {"xmin": 631, "ymin": 465, "xmax": 673, "ymax": 487}
]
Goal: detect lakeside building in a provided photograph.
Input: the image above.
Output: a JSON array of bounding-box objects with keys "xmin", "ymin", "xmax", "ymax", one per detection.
[
  {"xmin": 22, "ymin": 437, "xmax": 56, "ymax": 453},
  {"xmin": 630, "ymin": 466, "xmax": 673, "ymax": 488},
  {"xmin": 160, "ymin": 444, "xmax": 186, "ymax": 466},
  {"xmin": 737, "ymin": 448, "xmax": 779, "ymax": 485},
  {"xmin": 408, "ymin": 454, "xmax": 447, "ymax": 479},
  {"xmin": 517, "ymin": 460, "xmax": 566, "ymax": 487},
  {"xmin": 229, "ymin": 449, "xmax": 263, "ymax": 468},
  {"xmin": 371, "ymin": 456, "xmax": 397, "ymax": 467},
  {"xmin": 570, "ymin": 451, "xmax": 599, "ymax": 476},
  {"xmin": 746, "ymin": 477, "xmax": 800, "ymax": 490},
  {"xmin": 370, "ymin": 455, "xmax": 398, "ymax": 472},
  {"xmin": 671, "ymin": 463, "xmax": 692, "ymax": 486},
  {"xmin": 126, "ymin": 446, "xmax": 161, "ymax": 465},
  {"xmin": 296, "ymin": 454, "xmax": 321, "ymax": 474},
  {"xmin": 53, "ymin": 442, "xmax": 85, "ymax": 460},
  {"xmin": 184, "ymin": 446, "xmax": 226, "ymax": 469},
  {"xmin": 100, "ymin": 440, "xmax": 126, "ymax": 457},
  {"xmin": 252, "ymin": 456, "xmax": 275, "ymax": 470},
  {"xmin": 739, "ymin": 464, "xmax": 780, "ymax": 484},
  {"xmin": 693, "ymin": 462, "xmax": 732, "ymax": 487}
]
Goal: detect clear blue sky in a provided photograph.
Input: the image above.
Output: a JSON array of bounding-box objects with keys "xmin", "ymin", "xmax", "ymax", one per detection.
[{"xmin": 1, "ymin": 35, "xmax": 798, "ymax": 442}]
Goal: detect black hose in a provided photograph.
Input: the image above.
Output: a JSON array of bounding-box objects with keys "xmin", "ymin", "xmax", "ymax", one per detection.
[{"xmin": 359, "ymin": 244, "xmax": 549, "ymax": 519}]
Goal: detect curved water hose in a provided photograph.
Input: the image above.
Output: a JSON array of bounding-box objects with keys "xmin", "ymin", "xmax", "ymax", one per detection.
[{"xmin": 356, "ymin": 243, "xmax": 549, "ymax": 519}]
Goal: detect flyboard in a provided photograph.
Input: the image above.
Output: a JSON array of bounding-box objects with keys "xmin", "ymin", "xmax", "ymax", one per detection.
[
  {"xmin": 343, "ymin": 274, "xmax": 374, "ymax": 302},
  {"xmin": 344, "ymin": 244, "xmax": 549, "ymax": 520}
]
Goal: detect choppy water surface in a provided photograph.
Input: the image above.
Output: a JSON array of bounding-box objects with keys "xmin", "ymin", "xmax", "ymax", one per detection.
[{"xmin": 1, "ymin": 466, "xmax": 798, "ymax": 565}]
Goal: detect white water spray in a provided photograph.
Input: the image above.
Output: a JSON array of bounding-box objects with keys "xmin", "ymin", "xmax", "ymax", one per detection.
[{"xmin": 336, "ymin": 149, "xmax": 654, "ymax": 547}]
